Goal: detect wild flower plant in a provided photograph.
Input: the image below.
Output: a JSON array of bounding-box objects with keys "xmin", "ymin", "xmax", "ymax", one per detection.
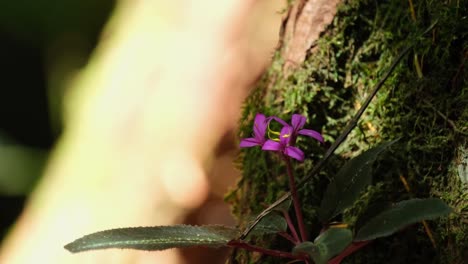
[
  {"xmin": 65, "ymin": 113, "xmax": 451, "ymax": 264},
  {"xmin": 65, "ymin": 38, "xmax": 451, "ymax": 263}
]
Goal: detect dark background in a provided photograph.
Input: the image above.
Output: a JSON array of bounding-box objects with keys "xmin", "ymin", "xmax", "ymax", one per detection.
[{"xmin": 0, "ymin": 0, "xmax": 115, "ymax": 240}]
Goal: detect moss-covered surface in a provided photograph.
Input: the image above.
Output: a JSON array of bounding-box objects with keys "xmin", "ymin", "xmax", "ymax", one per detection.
[{"xmin": 226, "ymin": 0, "xmax": 467, "ymax": 263}]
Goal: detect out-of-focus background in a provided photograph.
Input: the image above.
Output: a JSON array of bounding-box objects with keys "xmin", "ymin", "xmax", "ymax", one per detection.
[
  {"xmin": 0, "ymin": 1, "xmax": 284, "ymax": 263},
  {"xmin": 0, "ymin": 0, "xmax": 115, "ymax": 236}
]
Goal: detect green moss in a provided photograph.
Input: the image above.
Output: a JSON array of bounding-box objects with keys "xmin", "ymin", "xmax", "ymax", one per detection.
[{"xmin": 227, "ymin": 0, "xmax": 467, "ymax": 263}]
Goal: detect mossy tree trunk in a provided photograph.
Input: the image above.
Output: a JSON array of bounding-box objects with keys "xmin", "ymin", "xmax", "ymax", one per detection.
[{"xmin": 227, "ymin": 0, "xmax": 467, "ymax": 263}]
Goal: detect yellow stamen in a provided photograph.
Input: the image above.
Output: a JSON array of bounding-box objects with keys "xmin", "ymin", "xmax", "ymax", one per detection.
[
  {"xmin": 268, "ymin": 130, "xmax": 280, "ymax": 141},
  {"xmin": 267, "ymin": 122, "xmax": 281, "ymax": 141}
]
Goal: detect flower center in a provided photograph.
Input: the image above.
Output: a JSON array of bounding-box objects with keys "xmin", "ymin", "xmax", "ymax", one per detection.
[
  {"xmin": 267, "ymin": 122, "xmax": 281, "ymax": 141},
  {"xmin": 267, "ymin": 123, "xmax": 291, "ymax": 142}
]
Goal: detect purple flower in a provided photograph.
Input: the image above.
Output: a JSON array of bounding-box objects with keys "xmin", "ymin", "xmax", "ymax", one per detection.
[
  {"xmin": 263, "ymin": 114, "xmax": 324, "ymax": 161},
  {"xmin": 262, "ymin": 126, "xmax": 306, "ymax": 161},
  {"xmin": 272, "ymin": 114, "xmax": 324, "ymax": 145},
  {"xmin": 240, "ymin": 113, "xmax": 324, "ymax": 162},
  {"xmin": 239, "ymin": 113, "xmax": 268, "ymax": 148},
  {"xmin": 290, "ymin": 114, "xmax": 324, "ymax": 143}
]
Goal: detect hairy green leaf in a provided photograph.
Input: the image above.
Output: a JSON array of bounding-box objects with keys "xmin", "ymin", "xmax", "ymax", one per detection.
[
  {"xmin": 64, "ymin": 225, "xmax": 239, "ymax": 253},
  {"xmin": 355, "ymin": 198, "xmax": 452, "ymax": 241},
  {"xmin": 354, "ymin": 199, "xmax": 392, "ymax": 231},
  {"xmin": 319, "ymin": 140, "xmax": 397, "ymax": 222},
  {"xmin": 317, "ymin": 180, "xmax": 338, "ymax": 223},
  {"xmin": 293, "ymin": 228, "xmax": 353, "ymax": 264}
]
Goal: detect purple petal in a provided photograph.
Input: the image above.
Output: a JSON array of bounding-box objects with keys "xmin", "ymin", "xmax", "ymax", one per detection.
[
  {"xmin": 262, "ymin": 140, "xmax": 282, "ymax": 152},
  {"xmin": 240, "ymin": 138, "xmax": 261, "ymax": 148},
  {"xmin": 270, "ymin": 116, "xmax": 289, "ymax": 127},
  {"xmin": 291, "ymin": 114, "xmax": 306, "ymax": 131},
  {"xmin": 279, "ymin": 126, "xmax": 293, "ymax": 145},
  {"xmin": 253, "ymin": 113, "xmax": 267, "ymax": 138},
  {"xmin": 285, "ymin": 146, "xmax": 305, "ymax": 161},
  {"xmin": 298, "ymin": 129, "xmax": 324, "ymax": 143},
  {"xmin": 254, "ymin": 113, "xmax": 266, "ymax": 123}
]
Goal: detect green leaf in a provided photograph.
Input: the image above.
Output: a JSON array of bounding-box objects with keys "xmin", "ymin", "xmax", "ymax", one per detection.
[
  {"xmin": 64, "ymin": 225, "xmax": 239, "ymax": 253},
  {"xmin": 355, "ymin": 198, "xmax": 452, "ymax": 241},
  {"xmin": 293, "ymin": 228, "xmax": 353, "ymax": 264},
  {"xmin": 272, "ymin": 197, "xmax": 292, "ymax": 213},
  {"xmin": 292, "ymin": 241, "xmax": 315, "ymax": 258},
  {"xmin": 318, "ymin": 140, "xmax": 397, "ymax": 222},
  {"xmin": 247, "ymin": 213, "xmax": 288, "ymax": 239},
  {"xmin": 354, "ymin": 199, "xmax": 392, "ymax": 232},
  {"xmin": 317, "ymin": 180, "xmax": 338, "ymax": 223}
]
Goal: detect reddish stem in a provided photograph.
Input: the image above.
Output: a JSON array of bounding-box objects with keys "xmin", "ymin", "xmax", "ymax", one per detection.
[
  {"xmin": 282, "ymin": 210, "xmax": 300, "ymax": 243},
  {"xmin": 278, "ymin": 232, "xmax": 297, "ymax": 244},
  {"xmin": 227, "ymin": 241, "xmax": 306, "ymax": 260},
  {"xmin": 283, "ymin": 155, "xmax": 308, "ymax": 242},
  {"xmin": 328, "ymin": 241, "xmax": 372, "ymax": 264}
]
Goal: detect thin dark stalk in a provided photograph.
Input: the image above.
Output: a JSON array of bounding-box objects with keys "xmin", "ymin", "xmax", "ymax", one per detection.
[
  {"xmin": 299, "ymin": 45, "xmax": 415, "ymax": 186},
  {"xmin": 283, "ymin": 156, "xmax": 307, "ymax": 242},
  {"xmin": 227, "ymin": 241, "xmax": 306, "ymax": 260},
  {"xmin": 282, "ymin": 210, "xmax": 300, "ymax": 243}
]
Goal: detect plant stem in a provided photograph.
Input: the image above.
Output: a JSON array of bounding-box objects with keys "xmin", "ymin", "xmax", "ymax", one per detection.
[
  {"xmin": 283, "ymin": 155, "xmax": 307, "ymax": 242},
  {"xmin": 327, "ymin": 241, "xmax": 371, "ymax": 264},
  {"xmin": 278, "ymin": 232, "xmax": 298, "ymax": 244},
  {"xmin": 282, "ymin": 210, "xmax": 300, "ymax": 243},
  {"xmin": 227, "ymin": 241, "xmax": 306, "ymax": 260}
]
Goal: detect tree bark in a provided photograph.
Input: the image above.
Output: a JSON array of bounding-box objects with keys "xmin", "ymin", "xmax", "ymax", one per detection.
[{"xmin": 229, "ymin": 0, "xmax": 467, "ymax": 263}]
